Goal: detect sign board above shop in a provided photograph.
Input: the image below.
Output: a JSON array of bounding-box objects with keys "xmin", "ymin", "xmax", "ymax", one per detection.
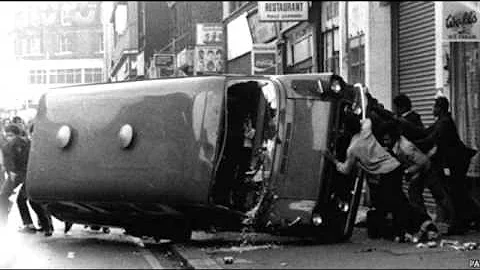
[
  {"xmin": 252, "ymin": 43, "xmax": 277, "ymax": 75},
  {"xmin": 196, "ymin": 23, "xmax": 224, "ymax": 45},
  {"xmin": 258, "ymin": 1, "xmax": 309, "ymax": 22},
  {"xmin": 443, "ymin": 1, "xmax": 480, "ymax": 42}
]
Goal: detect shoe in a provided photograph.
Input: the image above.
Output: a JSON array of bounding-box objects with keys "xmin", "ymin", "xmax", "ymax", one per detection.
[
  {"xmin": 64, "ymin": 222, "xmax": 73, "ymax": 234},
  {"xmin": 44, "ymin": 228, "xmax": 53, "ymax": 237},
  {"xmin": 18, "ymin": 224, "xmax": 37, "ymax": 234}
]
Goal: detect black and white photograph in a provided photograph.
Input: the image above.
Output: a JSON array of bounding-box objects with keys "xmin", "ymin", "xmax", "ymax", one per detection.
[{"xmin": 0, "ymin": 1, "xmax": 480, "ymax": 269}]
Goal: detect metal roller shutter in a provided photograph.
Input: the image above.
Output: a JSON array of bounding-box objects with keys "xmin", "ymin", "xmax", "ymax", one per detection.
[{"xmin": 398, "ymin": 1, "xmax": 437, "ymax": 212}]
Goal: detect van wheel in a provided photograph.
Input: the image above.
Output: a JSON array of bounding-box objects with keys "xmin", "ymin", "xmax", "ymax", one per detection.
[{"xmin": 170, "ymin": 221, "xmax": 192, "ymax": 243}]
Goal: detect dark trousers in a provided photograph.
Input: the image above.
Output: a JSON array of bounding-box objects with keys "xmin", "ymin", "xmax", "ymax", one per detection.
[
  {"xmin": 0, "ymin": 172, "xmax": 53, "ymax": 230},
  {"xmin": 19, "ymin": 182, "xmax": 53, "ymax": 231},
  {"xmin": 408, "ymin": 165, "xmax": 455, "ymax": 225},
  {"xmin": 369, "ymin": 167, "xmax": 426, "ymax": 236},
  {"xmin": 447, "ymin": 160, "xmax": 477, "ymax": 229},
  {"xmin": 0, "ymin": 172, "xmax": 26, "ymax": 226}
]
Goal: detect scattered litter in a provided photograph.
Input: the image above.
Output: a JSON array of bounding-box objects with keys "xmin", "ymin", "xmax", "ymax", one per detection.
[
  {"xmin": 451, "ymin": 245, "xmax": 466, "ymax": 251},
  {"xmin": 280, "ymin": 262, "xmax": 288, "ymax": 267},
  {"xmin": 463, "ymin": 242, "xmax": 478, "ymax": 250},
  {"xmin": 439, "ymin": 239, "xmax": 460, "ymax": 247},
  {"xmin": 67, "ymin": 252, "xmax": 75, "ymax": 259},
  {"xmin": 223, "ymin": 256, "xmax": 234, "ymax": 264},
  {"xmin": 416, "ymin": 243, "xmax": 428, "ymax": 249},
  {"xmin": 359, "ymin": 247, "xmax": 376, "ymax": 252},
  {"xmin": 215, "ymin": 244, "xmax": 279, "ymax": 253},
  {"xmin": 415, "ymin": 241, "xmax": 440, "ymax": 249}
]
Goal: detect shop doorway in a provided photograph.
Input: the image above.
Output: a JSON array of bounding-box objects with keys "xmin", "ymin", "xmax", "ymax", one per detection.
[{"xmin": 451, "ymin": 42, "xmax": 480, "ymax": 179}]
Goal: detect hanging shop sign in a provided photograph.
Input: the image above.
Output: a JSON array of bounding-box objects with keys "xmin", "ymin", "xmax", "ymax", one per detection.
[
  {"xmin": 258, "ymin": 1, "xmax": 309, "ymax": 22},
  {"xmin": 177, "ymin": 48, "xmax": 194, "ymax": 68},
  {"xmin": 247, "ymin": 10, "xmax": 278, "ymax": 43},
  {"xmin": 196, "ymin": 23, "xmax": 224, "ymax": 45},
  {"xmin": 154, "ymin": 54, "xmax": 175, "ymax": 77},
  {"xmin": 251, "ymin": 43, "xmax": 277, "ymax": 75},
  {"xmin": 443, "ymin": 2, "xmax": 480, "ymax": 42},
  {"xmin": 194, "ymin": 45, "xmax": 224, "ymax": 74}
]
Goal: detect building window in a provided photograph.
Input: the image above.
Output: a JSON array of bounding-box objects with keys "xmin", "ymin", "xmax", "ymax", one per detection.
[
  {"xmin": 322, "ymin": 28, "xmax": 340, "ymax": 75},
  {"xmin": 22, "ymin": 36, "xmax": 41, "ymax": 55},
  {"xmin": 321, "ymin": 2, "xmax": 340, "ymax": 75},
  {"xmin": 85, "ymin": 68, "xmax": 103, "ymax": 83},
  {"xmin": 347, "ymin": 33, "xmax": 365, "ymax": 84},
  {"xmin": 58, "ymin": 34, "xmax": 73, "ymax": 53},
  {"xmin": 28, "ymin": 70, "xmax": 46, "ymax": 84},
  {"xmin": 49, "ymin": 69, "xmax": 82, "ymax": 84},
  {"xmin": 98, "ymin": 33, "xmax": 104, "ymax": 52},
  {"xmin": 57, "ymin": 69, "xmax": 66, "ymax": 83},
  {"xmin": 74, "ymin": 69, "xmax": 82, "ymax": 83},
  {"xmin": 325, "ymin": 1, "xmax": 339, "ymax": 20},
  {"xmin": 229, "ymin": 1, "xmax": 248, "ymax": 14},
  {"xmin": 61, "ymin": 3, "xmax": 74, "ymax": 26}
]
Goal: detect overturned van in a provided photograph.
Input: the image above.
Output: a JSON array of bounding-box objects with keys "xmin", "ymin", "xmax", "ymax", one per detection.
[{"xmin": 26, "ymin": 74, "xmax": 367, "ymax": 243}]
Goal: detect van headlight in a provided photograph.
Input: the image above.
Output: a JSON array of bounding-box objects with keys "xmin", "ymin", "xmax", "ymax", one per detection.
[
  {"xmin": 338, "ymin": 201, "xmax": 349, "ymax": 212},
  {"xmin": 56, "ymin": 125, "xmax": 72, "ymax": 148},
  {"xmin": 312, "ymin": 214, "xmax": 323, "ymax": 226}
]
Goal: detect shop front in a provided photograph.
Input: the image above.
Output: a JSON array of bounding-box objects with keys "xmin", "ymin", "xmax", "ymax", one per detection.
[{"xmin": 444, "ymin": 1, "xmax": 480, "ymax": 180}]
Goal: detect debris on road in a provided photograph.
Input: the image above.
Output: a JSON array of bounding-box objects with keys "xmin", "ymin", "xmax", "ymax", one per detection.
[
  {"xmin": 439, "ymin": 239, "xmax": 460, "ymax": 247},
  {"xmin": 415, "ymin": 243, "xmax": 428, "ymax": 248},
  {"xmin": 280, "ymin": 262, "xmax": 288, "ymax": 267},
  {"xmin": 67, "ymin": 252, "xmax": 75, "ymax": 259},
  {"xmin": 463, "ymin": 242, "xmax": 478, "ymax": 250},
  {"xmin": 358, "ymin": 247, "xmax": 376, "ymax": 253},
  {"xmin": 223, "ymin": 256, "xmax": 234, "ymax": 264}
]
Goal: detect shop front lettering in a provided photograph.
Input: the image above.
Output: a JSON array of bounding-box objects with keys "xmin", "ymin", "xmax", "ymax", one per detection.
[
  {"xmin": 445, "ymin": 11, "xmax": 477, "ymax": 29},
  {"xmin": 265, "ymin": 2, "xmax": 304, "ymax": 12},
  {"xmin": 255, "ymin": 59, "xmax": 275, "ymax": 68}
]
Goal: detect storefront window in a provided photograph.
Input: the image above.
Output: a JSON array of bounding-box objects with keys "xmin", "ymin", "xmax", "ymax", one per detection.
[{"xmin": 451, "ymin": 43, "xmax": 480, "ymax": 178}]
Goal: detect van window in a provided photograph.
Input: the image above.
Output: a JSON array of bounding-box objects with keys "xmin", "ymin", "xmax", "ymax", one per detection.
[{"xmin": 212, "ymin": 79, "xmax": 279, "ymax": 214}]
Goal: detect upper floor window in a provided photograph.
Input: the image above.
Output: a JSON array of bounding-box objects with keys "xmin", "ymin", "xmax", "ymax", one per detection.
[
  {"xmin": 98, "ymin": 33, "xmax": 104, "ymax": 52},
  {"xmin": 22, "ymin": 36, "xmax": 41, "ymax": 55},
  {"xmin": 28, "ymin": 70, "xmax": 46, "ymax": 84},
  {"xmin": 85, "ymin": 68, "xmax": 103, "ymax": 83},
  {"xmin": 58, "ymin": 34, "xmax": 73, "ymax": 53},
  {"xmin": 229, "ymin": 1, "xmax": 248, "ymax": 14},
  {"xmin": 61, "ymin": 3, "xmax": 75, "ymax": 26},
  {"xmin": 321, "ymin": 2, "xmax": 340, "ymax": 74},
  {"xmin": 325, "ymin": 1, "xmax": 339, "ymax": 20}
]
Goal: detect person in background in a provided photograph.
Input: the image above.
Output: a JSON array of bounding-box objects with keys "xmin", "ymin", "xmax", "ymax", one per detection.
[{"xmin": 415, "ymin": 96, "xmax": 478, "ymax": 235}]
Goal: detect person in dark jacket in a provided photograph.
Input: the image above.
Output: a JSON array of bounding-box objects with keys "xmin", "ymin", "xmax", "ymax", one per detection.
[
  {"xmin": 392, "ymin": 94, "xmax": 453, "ymax": 231},
  {"xmin": 415, "ymin": 96, "xmax": 478, "ymax": 235},
  {"xmin": 0, "ymin": 124, "xmax": 53, "ymax": 236},
  {"xmin": 393, "ymin": 94, "xmax": 424, "ymax": 138}
]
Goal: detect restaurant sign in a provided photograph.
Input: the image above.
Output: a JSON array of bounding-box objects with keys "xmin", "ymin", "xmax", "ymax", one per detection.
[
  {"xmin": 258, "ymin": 1, "xmax": 309, "ymax": 22},
  {"xmin": 443, "ymin": 2, "xmax": 480, "ymax": 42}
]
